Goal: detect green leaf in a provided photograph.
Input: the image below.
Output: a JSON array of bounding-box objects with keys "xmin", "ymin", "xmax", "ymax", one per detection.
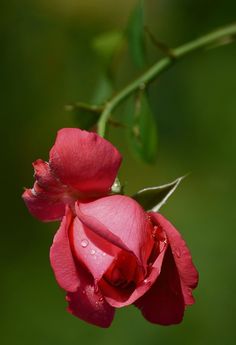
[
  {"xmin": 127, "ymin": 91, "xmax": 158, "ymax": 163},
  {"xmin": 92, "ymin": 30, "xmax": 124, "ymax": 65},
  {"xmin": 66, "ymin": 102, "xmax": 102, "ymax": 130},
  {"xmin": 132, "ymin": 176, "xmax": 185, "ymax": 211},
  {"xmin": 126, "ymin": 0, "xmax": 145, "ymax": 68}
]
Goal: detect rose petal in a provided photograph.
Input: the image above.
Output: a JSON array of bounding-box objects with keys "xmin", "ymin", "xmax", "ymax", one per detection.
[
  {"xmin": 49, "ymin": 128, "xmax": 122, "ymax": 194},
  {"xmin": 33, "ymin": 159, "xmax": 62, "ymax": 192},
  {"xmin": 50, "ymin": 208, "xmax": 115, "ymax": 327},
  {"xmin": 135, "ymin": 246, "xmax": 185, "ymax": 325},
  {"xmin": 100, "ymin": 237, "xmax": 168, "ymax": 308},
  {"xmin": 49, "ymin": 207, "xmax": 80, "ymax": 292},
  {"xmin": 22, "ymin": 187, "xmax": 66, "ymax": 222},
  {"xmin": 22, "ymin": 159, "xmax": 73, "ymax": 221},
  {"xmin": 76, "ymin": 195, "xmax": 153, "ymax": 265},
  {"xmin": 71, "ymin": 216, "xmax": 118, "ymax": 280},
  {"xmin": 150, "ymin": 212, "xmax": 199, "ymax": 305},
  {"xmin": 66, "ymin": 275, "xmax": 115, "ymax": 328}
]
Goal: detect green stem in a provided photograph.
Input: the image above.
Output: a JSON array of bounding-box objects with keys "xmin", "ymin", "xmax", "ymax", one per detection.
[{"xmin": 97, "ymin": 23, "xmax": 236, "ymax": 137}]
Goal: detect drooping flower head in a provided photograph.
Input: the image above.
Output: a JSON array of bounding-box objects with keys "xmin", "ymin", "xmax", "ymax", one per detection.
[
  {"xmin": 22, "ymin": 127, "xmax": 198, "ymax": 328},
  {"xmin": 50, "ymin": 196, "xmax": 198, "ymax": 327}
]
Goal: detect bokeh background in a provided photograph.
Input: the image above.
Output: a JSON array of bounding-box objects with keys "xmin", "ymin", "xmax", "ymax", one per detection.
[{"xmin": 1, "ymin": 0, "xmax": 236, "ymax": 344}]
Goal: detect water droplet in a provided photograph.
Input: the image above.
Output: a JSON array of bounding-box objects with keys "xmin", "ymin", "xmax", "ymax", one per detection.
[
  {"xmin": 175, "ymin": 248, "xmax": 181, "ymax": 258},
  {"xmin": 81, "ymin": 239, "xmax": 89, "ymax": 248},
  {"xmin": 102, "ymin": 252, "xmax": 106, "ymax": 257},
  {"xmin": 99, "ymin": 297, "xmax": 104, "ymax": 302},
  {"xmin": 144, "ymin": 279, "xmax": 148, "ymax": 284},
  {"xmin": 90, "ymin": 249, "xmax": 95, "ymax": 255}
]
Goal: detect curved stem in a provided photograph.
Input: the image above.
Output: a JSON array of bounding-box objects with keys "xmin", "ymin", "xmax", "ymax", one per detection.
[{"xmin": 97, "ymin": 23, "xmax": 236, "ymax": 137}]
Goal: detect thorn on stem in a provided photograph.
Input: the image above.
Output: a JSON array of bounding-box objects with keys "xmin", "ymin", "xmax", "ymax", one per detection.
[{"xmin": 145, "ymin": 26, "xmax": 176, "ymax": 60}]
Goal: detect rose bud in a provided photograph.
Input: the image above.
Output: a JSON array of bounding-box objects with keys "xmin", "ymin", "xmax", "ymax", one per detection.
[
  {"xmin": 50, "ymin": 195, "xmax": 198, "ymax": 328},
  {"xmin": 22, "ymin": 128, "xmax": 122, "ymax": 221}
]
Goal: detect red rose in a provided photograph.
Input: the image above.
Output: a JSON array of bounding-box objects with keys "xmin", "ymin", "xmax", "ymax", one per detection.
[
  {"xmin": 22, "ymin": 127, "xmax": 198, "ymax": 327},
  {"xmin": 50, "ymin": 195, "xmax": 198, "ymax": 328},
  {"xmin": 22, "ymin": 128, "xmax": 122, "ymax": 221}
]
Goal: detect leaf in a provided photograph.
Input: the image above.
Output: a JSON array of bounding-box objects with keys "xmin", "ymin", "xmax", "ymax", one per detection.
[
  {"xmin": 126, "ymin": 0, "xmax": 145, "ymax": 68},
  {"xmin": 92, "ymin": 30, "xmax": 124, "ymax": 65},
  {"xmin": 132, "ymin": 176, "xmax": 185, "ymax": 212},
  {"xmin": 66, "ymin": 102, "xmax": 102, "ymax": 130},
  {"xmin": 127, "ymin": 91, "xmax": 158, "ymax": 164}
]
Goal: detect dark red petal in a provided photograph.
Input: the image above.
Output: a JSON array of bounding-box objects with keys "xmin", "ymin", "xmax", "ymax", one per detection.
[
  {"xmin": 135, "ymin": 247, "xmax": 185, "ymax": 325},
  {"xmin": 49, "ymin": 128, "xmax": 122, "ymax": 194},
  {"xmin": 49, "ymin": 207, "xmax": 80, "ymax": 292},
  {"xmin": 22, "ymin": 187, "xmax": 65, "ymax": 222},
  {"xmin": 22, "ymin": 159, "xmax": 74, "ymax": 222},
  {"xmin": 76, "ymin": 195, "xmax": 153, "ymax": 265},
  {"xmin": 150, "ymin": 212, "xmax": 199, "ymax": 305},
  {"xmin": 66, "ymin": 279, "xmax": 115, "ymax": 328},
  {"xmin": 32, "ymin": 159, "xmax": 62, "ymax": 191},
  {"xmin": 100, "ymin": 239, "xmax": 168, "ymax": 308}
]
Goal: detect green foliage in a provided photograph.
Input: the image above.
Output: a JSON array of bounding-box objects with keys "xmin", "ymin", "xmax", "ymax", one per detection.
[
  {"xmin": 91, "ymin": 75, "xmax": 113, "ymax": 105},
  {"xmin": 126, "ymin": 0, "xmax": 146, "ymax": 68},
  {"xmin": 92, "ymin": 30, "xmax": 124, "ymax": 65},
  {"xmin": 70, "ymin": 74, "xmax": 114, "ymax": 130},
  {"xmin": 66, "ymin": 102, "xmax": 101, "ymax": 130},
  {"xmin": 132, "ymin": 176, "xmax": 185, "ymax": 211},
  {"xmin": 126, "ymin": 90, "xmax": 158, "ymax": 164}
]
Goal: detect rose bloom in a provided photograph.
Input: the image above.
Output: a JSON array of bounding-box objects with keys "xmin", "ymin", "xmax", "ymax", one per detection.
[{"xmin": 23, "ymin": 128, "xmax": 198, "ymax": 328}]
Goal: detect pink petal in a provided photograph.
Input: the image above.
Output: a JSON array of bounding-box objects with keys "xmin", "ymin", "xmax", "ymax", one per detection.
[
  {"xmin": 71, "ymin": 216, "xmax": 118, "ymax": 280},
  {"xmin": 150, "ymin": 212, "xmax": 199, "ymax": 305},
  {"xmin": 50, "ymin": 208, "xmax": 115, "ymax": 327},
  {"xmin": 49, "ymin": 128, "xmax": 122, "ymax": 194},
  {"xmin": 22, "ymin": 187, "xmax": 65, "ymax": 222},
  {"xmin": 66, "ymin": 274, "xmax": 115, "ymax": 328},
  {"xmin": 135, "ymin": 247, "xmax": 185, "ymax": 325},
  {"xmin": 49, "ymin": 207, "xmax": 80, "ymax": 292},
  {"xmin": 76, "ymin": 195, "xmax": 153, "ymax": 265}
]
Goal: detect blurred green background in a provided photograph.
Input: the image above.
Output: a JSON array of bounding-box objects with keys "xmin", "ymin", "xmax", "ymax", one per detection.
[{"xmin": 1, "ymin": 0, "xmax": 236, "ymax": 344}]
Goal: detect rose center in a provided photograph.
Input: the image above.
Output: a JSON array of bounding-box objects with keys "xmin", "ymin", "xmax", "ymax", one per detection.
[{"xmin": 103, "ymin": 252, "xmax": 139, "ymax": 290}]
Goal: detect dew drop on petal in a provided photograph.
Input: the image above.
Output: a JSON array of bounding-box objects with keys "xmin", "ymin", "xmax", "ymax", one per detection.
[
  {"xmin": 102, "ymin": 252, "xmax": 106, "ymax": 257},
  {"xmin": 81, "ymin": 239, "xmax": 89, "ymax": 248},
  {"xmin": 99, "ymin": 296, "xmax": 104, "ymax": 302},
  {"xmin": 90, "ymin": 249, "xmax": 96, "ymax": 255}
]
